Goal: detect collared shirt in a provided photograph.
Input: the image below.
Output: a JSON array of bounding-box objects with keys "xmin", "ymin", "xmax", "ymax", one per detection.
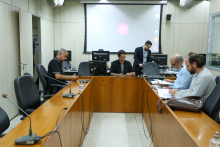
[
  {"xmin": 143, "ymin": 46, "xmax": 148, "ymax": 65},
  {"xmin": 121, "ymin": 63, "xmax": 124, "ymax": 74},
  {"xmin": 169, "ymin": 65, "xmax": 194, "ymax": 90},
  {"xmin": 48, "ymin": 57, "xmax": 66, "ymax": 85}
]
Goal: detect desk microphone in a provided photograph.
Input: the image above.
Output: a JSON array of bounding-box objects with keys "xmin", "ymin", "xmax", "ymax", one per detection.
[
  {"xmin": 42, "ymin": 74, "xmax": 76, "ymax": 98},
  {"xmin": 71, "ymin": 65, "xmax": 89, "ymax": 83},
  {"xmin": 2, "ymin": 93, "xmax": 37, "ymax": 145}
]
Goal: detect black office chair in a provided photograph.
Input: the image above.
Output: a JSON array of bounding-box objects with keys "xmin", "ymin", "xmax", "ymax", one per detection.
[
  {"xmin": 203, "ymin": 82, "xmax": 220, "ymax": 124},
  {"xmin": 143, "ymin": 62, "xmax": 160, "ymax": 75},
  {"xmin": 215, "ymin": 76, "xmax": 220, "ymax": 85},
  {"xmin": 24, "ymin": 72, "xmax": 44, "ymax": 95},
  {"xmin": 78, "ymin": 61, "xmax": 92, "ymax": 76},
  {"xmin": 36, "ymin": 64, "xmax": 63, "ymax": 95},
  {"xmin": 14, "ymin": 75, "xmax": 47, "ymax": 120},
  {"xmin": 0, "ymin": 107, "xmax": 10, "ymax": 138}
]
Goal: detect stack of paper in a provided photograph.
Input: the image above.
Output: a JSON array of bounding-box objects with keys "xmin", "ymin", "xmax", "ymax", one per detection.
[
  {"xmin": 157, "ymin": 89, "xmax": 172, "ymax": 99},
  {"xmin": 151, "ymin": 79, "xmax": 174, "ymax": 85}
]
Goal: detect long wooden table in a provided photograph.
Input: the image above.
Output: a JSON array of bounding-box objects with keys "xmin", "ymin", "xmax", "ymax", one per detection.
[{"xmin": 0, "ymin": 76, "xmax": 219, "ymax": 147}]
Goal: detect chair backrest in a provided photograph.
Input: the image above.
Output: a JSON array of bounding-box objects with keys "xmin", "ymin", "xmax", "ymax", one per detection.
[
  {"xmin": 36, "ymin": 64, "xmax": 48, "ymax": 91},
  {"xmin": 203, "ymin": 82, "xmax": 220, "ymax": 122},
  {"xmin": 78, "ymin": 61, "xmax": 91, "ymax": 76},
  {"xmin": 14, "ymin": 75, "xmax": 40, "ymax": 114},
  {"xmin": 215, "ymin": 76, "xmax": 220, "ymax": 85},
  {"xmin": 143, "ymin": 62, "xmax": 159, "ymax": 75},
  {"xmin": 0, "ymin": 107, "xmax": 10, "ymax": 135}
]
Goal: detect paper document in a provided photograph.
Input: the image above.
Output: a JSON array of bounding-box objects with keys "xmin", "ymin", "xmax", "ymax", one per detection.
[
  {"xmin": 157, "ymin": 89, "xmax": 172, "ymax": 99},
  {"xmin": 152, "ymin": 79, "xmax": 174, "ymax": 85}
]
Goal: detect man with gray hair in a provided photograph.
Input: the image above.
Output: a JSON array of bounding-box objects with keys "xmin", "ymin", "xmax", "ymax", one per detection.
[
  {"xmin": 48, "ymin": 48, "xmax": 79, "ymax": 93},
  {"xmin": 164, "ymin": 54, "xmax": 193, "ymax": 90}
]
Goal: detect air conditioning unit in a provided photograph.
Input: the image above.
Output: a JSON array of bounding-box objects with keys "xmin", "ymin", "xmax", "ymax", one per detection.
[
  {"xmin": 46, "ymin": 0, "xmax": 64, "ymax": 7},
  {"xmin": 179, "ymin": 0, "xmax": 194, "ymax": 9}
]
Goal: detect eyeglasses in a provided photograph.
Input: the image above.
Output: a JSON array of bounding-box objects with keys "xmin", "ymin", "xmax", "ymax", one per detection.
[{"xmin": 171, "ymin": 60, "xmax": 179, "ymax": 66}]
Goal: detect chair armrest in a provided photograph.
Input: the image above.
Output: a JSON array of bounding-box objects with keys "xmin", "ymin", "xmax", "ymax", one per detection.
[
  {"xmin": 25, "ymin": 109, "xmax": 35, "ymax": 114},
  {"xmin": 49, "ymin": 84, "xmax": 64, "ymax": 87},
  {"xmin": 44, "ymin": 94, "xmax": 54, "ymax": 98}
]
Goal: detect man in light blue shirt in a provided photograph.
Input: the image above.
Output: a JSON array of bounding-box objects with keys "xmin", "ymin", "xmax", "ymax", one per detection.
[{"xmin": 165, "ymin": 54, "xmax": 194, "ymax": 90}]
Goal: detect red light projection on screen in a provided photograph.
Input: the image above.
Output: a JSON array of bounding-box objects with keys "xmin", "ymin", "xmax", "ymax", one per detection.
[{"xmin": 117, "ymin": 23, "xmax": 129, "ymax": 36}]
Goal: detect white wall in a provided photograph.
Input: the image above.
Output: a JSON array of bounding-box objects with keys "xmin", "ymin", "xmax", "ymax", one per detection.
[
  {"xmin": 0, "ymin": 0, "xmax": 54, "ymax": 119},
  {"xmin": 54, "ymin": 1, "xmax": 210, "ymax": 68}
]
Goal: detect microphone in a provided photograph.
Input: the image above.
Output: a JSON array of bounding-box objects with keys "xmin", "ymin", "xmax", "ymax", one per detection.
[
  {"xmin": 42, "ymin": 74, "xmax": 76, "ymax": 98},
  {"xmin": 71, "ymin": 65, "xmax": 89, "ymax": 83},
  {"xmin": 2, "ymin": 94, "xmax": 37, "ymax": 145}
]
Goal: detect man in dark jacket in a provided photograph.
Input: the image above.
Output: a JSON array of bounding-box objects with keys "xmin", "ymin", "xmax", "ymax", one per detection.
[
  {"xmin": 110, "ymin": 50, "xmax": 135, "ymax": 76},
  {"xmin": 133, "ymin": 40, "xmax": 152, "ymax": 76}
]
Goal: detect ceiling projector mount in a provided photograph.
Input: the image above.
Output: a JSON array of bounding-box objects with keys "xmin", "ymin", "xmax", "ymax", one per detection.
[
  {"xmin": 46, "ymin": 0, "xmax": 64, "ymax": 7},
  {"xmin": 179, "ymin": 0, "xmax": 194, "ymax": 9}
]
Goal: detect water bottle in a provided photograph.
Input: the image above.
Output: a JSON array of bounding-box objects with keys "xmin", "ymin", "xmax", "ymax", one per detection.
[
  {"xmin": 79, "ymin": 81, "xmax": 84, "ymax": 90},
  {"xmin": 209, "ymin": 132, "xmax": 220, "ymax": 147}
]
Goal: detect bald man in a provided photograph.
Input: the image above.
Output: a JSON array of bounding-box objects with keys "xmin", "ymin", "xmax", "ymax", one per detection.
[{"xmin": 164, "ymin": 54, "xmax": 193, "ymax": 90}]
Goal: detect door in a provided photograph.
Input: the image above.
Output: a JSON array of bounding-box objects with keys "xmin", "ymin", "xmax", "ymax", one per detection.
[{"xmin": 19, "ymin": 9, "xmax": 33, "ymax": 75}]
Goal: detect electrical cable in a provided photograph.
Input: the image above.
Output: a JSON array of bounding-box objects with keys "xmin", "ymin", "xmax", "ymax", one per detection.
[{"xmin": 142, "ymin": 81, "xmax": 154, "ymax": 147}]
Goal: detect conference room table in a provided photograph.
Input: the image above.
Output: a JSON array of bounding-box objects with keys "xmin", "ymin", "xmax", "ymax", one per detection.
[{"xmin": 0, "ymin": 76, "xmax": 220, "ymax": 147}]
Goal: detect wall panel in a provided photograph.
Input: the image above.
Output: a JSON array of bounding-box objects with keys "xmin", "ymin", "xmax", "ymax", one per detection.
[
  {"xmin": 41, "ymin": 19, "xmax": 55, "ymax": 69},
  {"xmin": 0, "ymin": 2, "xmax": 20, "ymax": 119},
  {"xmin": 12, "ymin": 0, "xmax": 28, "ymax": 11}
]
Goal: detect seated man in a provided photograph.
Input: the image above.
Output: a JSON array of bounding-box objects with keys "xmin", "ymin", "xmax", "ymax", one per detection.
[
  {"xmin": 164, "ymin": 54, "xmax": 193, "ymax": 90},
  {"xmin": 110, "ymin": 50, "xmax": 135, "ymax": 76},
  {"xmin": 48, "ymin": 48, "xmax": 79, "ymax": 92},
  {"xmin": 169, "ymin": 54, "xmax": 216, "ymax": 101}
]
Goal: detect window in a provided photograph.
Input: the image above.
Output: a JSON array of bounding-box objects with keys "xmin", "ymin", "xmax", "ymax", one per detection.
[{"xmin": 207, "ymin": 12, "xmax": 220, "ymax": 71}]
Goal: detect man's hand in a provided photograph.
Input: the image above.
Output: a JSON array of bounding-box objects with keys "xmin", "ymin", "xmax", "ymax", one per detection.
[
  {"xmin": 164, "ymin": 79, "xmax": 175, "ymax": 83},
  {"xmin": 169, "ymin": 89, "xmax": 178, "ymax": 96},
  {"xmin": 72, "ymin": 75, "xmax": 79, "ymax": 81},
  {"xmin": 125, "ymin": 73, "xmax": 136, "ymax": 77},
  {"xmin": 139, "ymin": 63, "xmax": 143, "ymax": 67}
]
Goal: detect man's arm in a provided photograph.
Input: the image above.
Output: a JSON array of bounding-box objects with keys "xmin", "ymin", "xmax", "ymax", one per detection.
[
  {"xmin": 134, "ymin": 48, "xmax": 141, "ymax": 64},
  {"xmin": 125, "ymin": 62, "xmax": 135, "ymax": 76},
  {"xmin": 172, "ymin": 70, "xmax": 193, "ymax": 90},
  {"xmin": 55, "ymin": 73, "xmax": 79, "ymax": 81},
  {"xmin": 174, "ymin": 76, "xmax": 209, "ymax": 98}
]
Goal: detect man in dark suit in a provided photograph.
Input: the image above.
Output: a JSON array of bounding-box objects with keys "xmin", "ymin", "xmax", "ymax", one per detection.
[
  {"xmin": 110, "ymin": 50, "xmax": 135, "ymax": 76},
  {"xmin": 133, "ymin": 40, "xmax": 152, "ymax": 76}
]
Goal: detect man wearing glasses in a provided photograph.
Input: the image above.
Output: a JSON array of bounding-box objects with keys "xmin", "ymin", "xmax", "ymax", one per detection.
[
  {"xmin": 164, "ymin": 54, "xmax": 193, "ymax": 90},
  {"xmin": 110, "ymin": 50, "xmax": 135, "ymax": 76}
]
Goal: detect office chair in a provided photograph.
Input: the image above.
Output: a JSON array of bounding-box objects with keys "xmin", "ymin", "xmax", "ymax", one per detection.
[
  {"xmin": 36, "ymin": 64, "xmax": 63, "ymax": 95},
  {"xmin": 24, "ymin": 72, "xmax": 44, "ymax": 96},
  {"xmin": 203, "ymin": 82, "xmax": 220, "ymax": 124},
  {"xmin": 78, "ymin": 61, "xmax": 92, "ymax": 76},
  {"xmin": 215, "ymin": 76, "xmax": 220, "ymax": 85},
  {"xmin": 14, "ymin": 75, "xmax": 48, "ymax": 120},
  {"xmin": 0, "ymin": 107, "xmax": 10, "ymax": 138},
  {"xmin": 143, "ymin": 62, "xmax": 160, "ymax": 75}
]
